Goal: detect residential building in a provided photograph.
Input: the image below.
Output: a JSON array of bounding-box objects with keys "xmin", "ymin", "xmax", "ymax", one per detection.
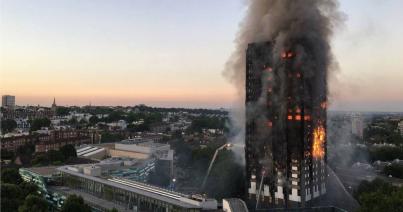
[
  {"xmin": 351, "ymin": 114, "xmax": 364, "ymax": 139},
  {"xmin": 245, "ymin": 42, "xmax": 327, "ymax": 208},
  {"xmin": 2, "ymin": 95, "xmax": 15, "ymax": 109},
  {"xmin": 398, "ymin": 120, "xmax": 403, "ymax": 136}
]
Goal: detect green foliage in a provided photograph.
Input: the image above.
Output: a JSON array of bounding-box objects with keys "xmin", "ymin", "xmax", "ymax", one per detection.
[
  {"xmin": 1, "ymin": 183, "xmax": 23, "ymax": 212},
  {"xmin": 1, "ymin": 119, "xmax": 17, "ymax": 133},
  {"xmin": 355, "ymin": 179, "xmax": 403, "ymax": 212},
  {"xmin": 364, "ymin": 119, "xmax": 403, "ymax": 145},
  {"xmin": 369, "ymin": 147, "xmax": 403, "ymax": 162},
  {"xmin": 0, "ymin": 169, "xmax": 45, "ymax": 212},
  {"xmin": 31, "ymin": 154, "xmax": 48, "ymax": 166},
  {"xmin": 68, "ymin": 117, "xmax": 78, "ymax": 125},
  {"xmin": 18, "ymin": 194, "xmax": 48, "ymax": 212},
  {"xmin": 56, "ymin": 106, "xmax": 70, "ymax": 116},
  {"xmin": 47, "ymin": 149, "xmax": 65, "ymax": 162},
  {"xmin": 31, "ymin": 144, "xmax": 77, "ymax": 166},
  {"xmin": 125, "ymin": 112, "xmax": 162, "ymax": 132},
  {"xmin": 30, "ymin": 118, "xmax": 51, "ymax": 131},
  {"xmin": 383, "ymin": 164, "xmax": 403, "ymax": 179},
  {"xmin": 18, "ymin": 182, "xmax": 39, "ymax": 198},
  {"xmin": 1, "ymin": 149, "xmax": 15, "ymax": 160},
  {"xmin": 189, "ymin": 116, "xmax": 226, "ymax": 133},
  {"xmin": 106, "ymin": 208, "xmax": 119, "ymax": 212},
  {"xmin": 89, "ymin": 115, "xmax": 99, "ymax": 125},
  {"xmin": 60, "ymin": 144, "xmax": 77, "ymax": 159},
  {"xmin": 106, "ymin": 111, "xmax": 125, "ymax": 122},
  {"xmin": 100, "ymin": 132, "xmax": 124, "ymax": 143},
  {"xmin": 61, "ymin": 195, "xmax": 91, "ymax": 212},
  {"xmin": 127, "ymin": 123, "xmax": 149, "ymax": 132},
  {"xmin": 1, "ymin": 168, "xmax": 23, "ymax": 184}
]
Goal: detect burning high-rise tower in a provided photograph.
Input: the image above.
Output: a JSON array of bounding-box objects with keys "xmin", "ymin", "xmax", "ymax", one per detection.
[
  {"xmin": 222, "ymin": 0, "xmax": 341, "ymax": 209},
  {"xmin": 245, "ymin": 40, "xmax": 327, "ymax": 209}
]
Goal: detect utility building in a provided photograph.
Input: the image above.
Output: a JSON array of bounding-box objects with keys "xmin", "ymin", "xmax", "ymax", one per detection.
[{"xmin": 245, "ymin": 42, "xmax": 327, "ymax": 209}]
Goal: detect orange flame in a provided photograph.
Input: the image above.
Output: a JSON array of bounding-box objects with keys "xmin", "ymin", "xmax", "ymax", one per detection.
[{"xmin": 312, "ymin": 125, "xmax": 325, "ymax": 159}]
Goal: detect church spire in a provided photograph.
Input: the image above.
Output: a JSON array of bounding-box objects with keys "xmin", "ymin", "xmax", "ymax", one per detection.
[{"xmin": 52, "ymin": 97, "xmax": 56, "ymax": 107}]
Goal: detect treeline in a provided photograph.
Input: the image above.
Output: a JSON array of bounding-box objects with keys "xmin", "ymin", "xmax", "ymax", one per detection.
[
  {"xmin": 369, "ymin": 146, "xmax": 403, "ymax": 162},
  {"xmin": 364, "ymin": 119, "xmax": 403, "ymax": 145},
  {"xmin": 355, "ymin": 178, "xmax": 403, "ymax": 212},
  {"xmin": 31, "ymin": 144, "xmax": 77, "ymax": 166},
  {"xmin": 188, "ymin": 116, "xmax": 228, "ymax": 133},
  {"xmin": 383, "ymin": 163, "xmax": 403, "ymax": 179},
  {"xmin": 57, "ymin": 105, "xmax": 228, "ymax": 116},
  {"xmin": 1, "ymin": 143, "xmax": 77, "ymax": 167}
]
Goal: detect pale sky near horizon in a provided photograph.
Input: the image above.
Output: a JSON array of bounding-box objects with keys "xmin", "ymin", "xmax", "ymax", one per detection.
[{"xmin": 1, "ymin": 0, "xmax": 402, "ymax": 111}]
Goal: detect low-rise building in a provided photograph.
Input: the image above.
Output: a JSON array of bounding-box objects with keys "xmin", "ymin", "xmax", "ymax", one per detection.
[
  {"xmin": 398, "ymin": 120, "xmax": 403, "ymax": 136},
  {"xmin": 1, "ymin": 130, "xmax": 100, "ymax": 152},
  {"xmin": 57, "ymin": 165, "xmax": 218, "ymax": 211}
]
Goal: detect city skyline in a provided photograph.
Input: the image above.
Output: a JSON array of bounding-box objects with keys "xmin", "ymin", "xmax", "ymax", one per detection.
[{"xmin": 1, "ymin": 0, "xmax": 403, "ymax": 111}]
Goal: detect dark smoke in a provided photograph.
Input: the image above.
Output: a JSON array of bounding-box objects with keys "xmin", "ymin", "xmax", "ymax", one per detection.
[{"xmin": 224, "ymin": 0, "xmax": 344, "ymax": 160}]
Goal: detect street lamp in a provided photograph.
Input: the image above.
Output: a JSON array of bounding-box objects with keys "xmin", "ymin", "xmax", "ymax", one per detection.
[{"xmin": 200, "ymin": 143, "xmax": 233, "ymax": 191}]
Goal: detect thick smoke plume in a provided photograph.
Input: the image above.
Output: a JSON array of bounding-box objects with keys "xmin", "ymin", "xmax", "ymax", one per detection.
[{"xmin": 224, "ymin": 0, "xmax": 344, "ymax": 160}]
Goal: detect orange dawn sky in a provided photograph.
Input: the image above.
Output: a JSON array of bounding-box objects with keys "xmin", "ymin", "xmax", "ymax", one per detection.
[{"xmin": 1, "ymin": 0, "xmax": 403, "ymax": 111}]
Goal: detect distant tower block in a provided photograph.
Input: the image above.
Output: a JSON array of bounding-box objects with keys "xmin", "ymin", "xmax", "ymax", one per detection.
[
  {"xmin": 245, "ymin": 42, "xmax": 327, "ymax": 209},
  {"xmin": 2, "ymin": 95, "xmax": 16, "ymax": 109}
]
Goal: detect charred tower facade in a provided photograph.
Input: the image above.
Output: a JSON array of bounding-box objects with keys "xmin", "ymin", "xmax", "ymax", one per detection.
[{"xmin": 245, "ymin": 41, "xmax": 327, "ymax": 209}]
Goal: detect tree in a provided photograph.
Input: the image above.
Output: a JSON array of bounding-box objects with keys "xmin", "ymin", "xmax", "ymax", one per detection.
[
  {"xmin": 61, "ymin": 195, "xmax": 91, "ymax": 212},
  {"xmin": 1, "ymin": 149, "xmax": 15, "ymax": 160},
  {"xmin": 31, "ymin": 154, "xmax": 48, "ymax": 166},
  {"xmin": 383, "ymin": 164, "xmax": 403, "ymax": 179},
  {"xmin": 100, "ymin": 132, "xmax": 124, "ymax": 143},
  {"xmin": 18, "ymin": 182, "xmax": 39, "ymax": 198},
  {"xmin": 107, "ymin": 111, "xmax": 124, "ymax": 122},
  {"xmin": 68, "ymin": 117, "xmax": 78, "ymax": 126},
  {"xmin": 60, "ymin": 144, "xmax": 77, "ymax": 160},
  {"xmin": 1, "ymin": 168, "xmax": 22, "ymax": 184},
  {"xmin": 56, "ymin": 106, "xmax": 70, "ymax": 116},
  {"xmin": 30, "ymin": 118, "xmax": 51, "ymax": 131},
  {"xmin": 1, "ymin": 183, "xmax": 23, "ymax": 212},
  {"xmin": 1, "ymin": 119, "xmax": 17, "ymax": 133},
  {"xmin": 189, "ymin": 116, "xmax": 226, "ymax": 133},
  {"xmin": 355, "ymin": 178, "xmax": 403, "ymax": 212},
  {"xmin": 47, "ymin": 149, "xmax": 65, "ymax": 162},
  {"xmin": 89, "ymin": 116, "xmax": 99, "ymax": 125},
  {"xmin": 18, "ymin": 194, "xmax": 48, "ymax": 212}
]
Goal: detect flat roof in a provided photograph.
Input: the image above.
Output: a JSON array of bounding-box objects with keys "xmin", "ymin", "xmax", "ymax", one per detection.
[
  {"xmin": 23, "ymin": 166, "xmax": 58, "ymax": 176},
  {"xmin": 57, "ymin": 166, "xmax": 203, "ymax": 209},
  {"xmin": 48, "ymin": 186, "xmax": 132, "ymax": 212}
]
